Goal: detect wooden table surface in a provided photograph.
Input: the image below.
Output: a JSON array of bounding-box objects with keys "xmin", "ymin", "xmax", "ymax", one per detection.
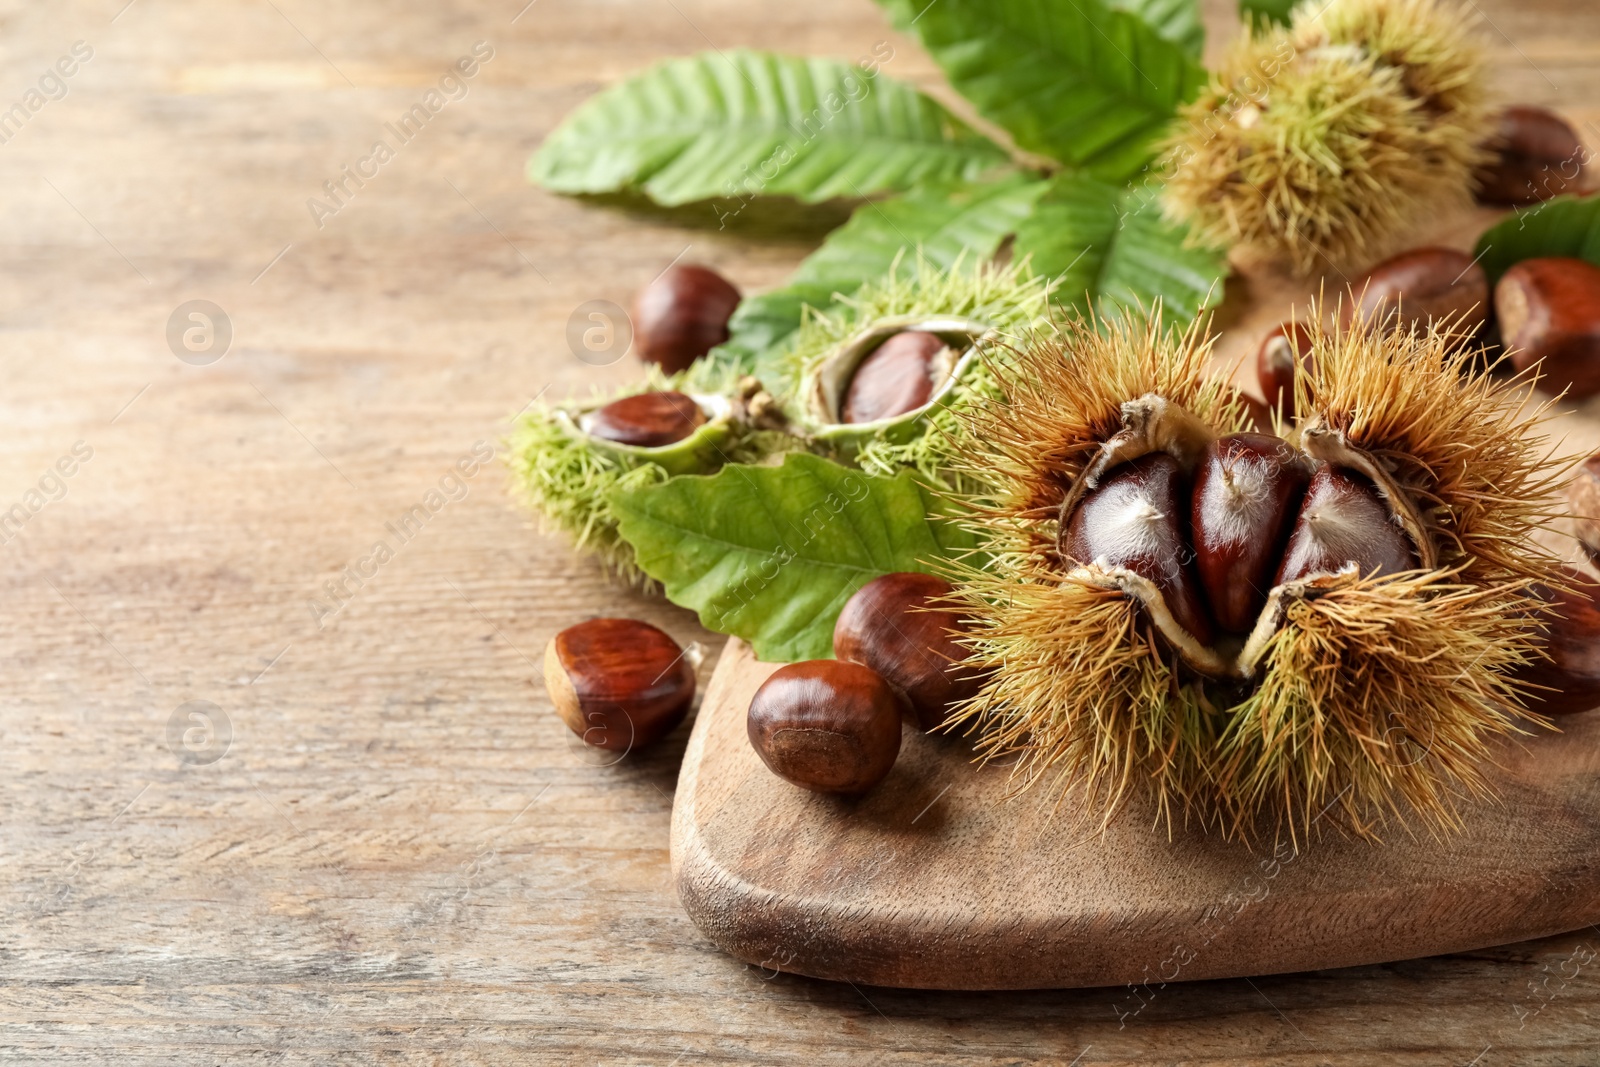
[{"xmin": 2, "ymin": 0, "xmax": 1597, "ymax": 1063}]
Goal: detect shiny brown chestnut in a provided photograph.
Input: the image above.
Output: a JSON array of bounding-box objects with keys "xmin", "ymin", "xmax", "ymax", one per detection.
[
  {"xmin": 1276, "ymin": 466, "xmax": 1417, "ymax": 585},
  {"xmin": 1343, "ymin": 247, "xmax": 1488, "ymax": 342},
  {"xmin": 543, "ymin": 618, "xmax": 695, "ymax": 751},
  {"xmin": 1063, "ymin": 451, "xmax": 1214, "ymax": 645},
  {"xmin": 1515, "ymin": 566, "xmax": 1600, "ymax": 715},
  {"xmin": 1475, "ymin": 106, "xmax": 1589, "ymax": 207},
  {"xmin": 1256, "ymin": 321, "xmax": 1315, "ymax": 418},
  {"xmin": 631, "ymin": 263, "xmax": 741, "ymax": 373},
  {"xmin": 841, "ymin": 330, "xmax": 950, "ymax": 424},
  {"xmin": 586, "ymin": 390, "xmax": 705, "ymax": 447},
  {"xmin": 1568, "ymin": 453, "xmax": 1600, "ymax": 567},
  {"xmin": 747, "ymin": 660, "xmax": 904, "ymax": 793},
  {"xmin": 1191, "ymin": 434, "xmax": 1311, "ymax": 633},
  {"xmin": 833, "ymin": 572, "xmax": 986, "ymax": 731},
  {"xmin": 1497, "ymin": 257, "xmax": 1600, "ymax": 399}
]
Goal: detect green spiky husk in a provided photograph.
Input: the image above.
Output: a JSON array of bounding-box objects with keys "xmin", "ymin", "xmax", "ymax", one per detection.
[
  {"xmin": 506, "ymin": 373, "xmax": 797, "ymax": 587},
  {"xmin": 776, "ymin": 255, "xmax": 1057, "ymax": 493},
  {"xmin": 1161, "ymin": 0, "xmax": 1489, "ymax": 274},
  {"xmin": 948, "ymin": 307, "xmax": 1572, "ymax": 841}
]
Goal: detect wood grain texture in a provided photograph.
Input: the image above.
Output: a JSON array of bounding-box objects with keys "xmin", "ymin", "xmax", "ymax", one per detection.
[
  {"xmin": 2, "ymin": 0, "xmax": 1600, "ymax": 1063},
  {"xmin": 675, "ymin": 642, "xmax": 1600, "ymax": 990}
]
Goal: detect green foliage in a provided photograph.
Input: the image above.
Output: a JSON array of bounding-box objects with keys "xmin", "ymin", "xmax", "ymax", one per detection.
[
  {"xmin": 1238, "ymin": 0, "xmax": 1297, "ymax": 29},
  {"xmin": 876, "ymin": 0, "xmax": 1207, "ymax": 179},
  {"xmin": 1013, "ymin": 174, "xmax": 1227, "ymax": 327},
  {"xmin": 1114, "ymin": 0, "xmax": 1205, "ymax": 55},
  {"xmin": 1473, "ymin": 195, "xmax": 1600, "ymax": 285},
  {"xmin": 528, "ymin": 50, "xmax": 1010, "ymax": 206},
  {"xmin": 609, "ymin": 452, "xmax": 976, "ymax": 661},
  {"xmin": 713, "ymin": 174, "xmax": 1050, "ymax": 381}
]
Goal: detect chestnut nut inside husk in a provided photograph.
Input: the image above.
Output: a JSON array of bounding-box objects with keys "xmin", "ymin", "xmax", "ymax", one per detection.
[
  {"xmin": 840, "ymin": 331, "xmax": 951, "ymax": 424},
  {"xmin": 586, "ymin": 390, "xmax": 706, "ymax": 447}
]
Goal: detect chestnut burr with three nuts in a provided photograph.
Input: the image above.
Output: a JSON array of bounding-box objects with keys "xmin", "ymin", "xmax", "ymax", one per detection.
[
  {"xmin": 631, "ymin": 263, "xmax": 741, "ymax": 373},
  {"xmin": 1060, "ymin": 427, "xmax": 1422, "ymax": 670}
]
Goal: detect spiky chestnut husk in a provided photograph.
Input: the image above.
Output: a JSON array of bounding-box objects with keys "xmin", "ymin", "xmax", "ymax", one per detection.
[
  {"xmin": 506, "ymin": 371, "xmax": 798, "ymax": 586},
  {"xmin": 773, "ymin": 255, "xmax": 1056, "ymax": 492},
  {"xmin": 945, "ymin": 306, "xmax": 1573, "ymax": 840},
  {"xmin": 1161, "ymin": 0, "xmax": 1489, "ymax": 276}
]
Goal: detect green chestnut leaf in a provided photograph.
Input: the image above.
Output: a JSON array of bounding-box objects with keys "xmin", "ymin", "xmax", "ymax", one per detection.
[
  {"xmin": 1013, "ymin": 174, "xmax": 1227, "ymax": 328},
  {"xmin": 528, "ymin": 49, "xmax": 1011, "ymax": 206},
  {"xmin": 608, "ymin": 452, "xmax": 976, "ymax": 662},
  {"xmin": 1114, "ymin": 0, "xmax": 1205, "ymax": 56},
  {"xmin": 876, "ymin": 0, "xmax": 1207, "ymax": 180},
  {"xmin": 1473, "ymin": 194, "xmax": 1600, "ymax": 286},
  {"xmin": 1237, "ymin": 0, "xmax": 1297, "ymax": 28},
  {"xmin": 713, "ymin": 173, "xmax": 1050, "ymax": 381}
]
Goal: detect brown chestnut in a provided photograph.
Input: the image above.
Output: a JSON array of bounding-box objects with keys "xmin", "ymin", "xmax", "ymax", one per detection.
[
  {"xmin": 544, "ymin": 618, "xmax": 695, "ymax": 751},
  {"xmin": 833, "ymin": 572, "xmax": 986, "ymax": 731},
  {"xmin": 1569, "ymin": 453, "xmax": 1600, "ymax": 567},
  {"xmin": 1475, "ymin": 106, "xmax": 1589, "ymax": 207},
  {"xmin": 1191, "ymin": 434, "xmax": 1311, "ymax": 633},
  {"xmin": 841, "ymin": 331, "xmax": 950, "ymax": 424},
  {"xmin": 587, "ymin": 390, "xmax": 705, "ymax": 447},
  {"xmin": 1063, "ymin": 451, "xmax": 1214, "ymax": 645},
  {"xmin": 1343, "ymin": 247, "xmax": 1488, "ymax": 342},
  {"xmin": 1515, "ymin": 566, "xmax": 1600, "ymax": 715},
  {"xmin": 1497, "ymin": 257, "xmax": 1600, "ymax": 399},
  {"xmin": 1276, "ymin": 466, "xmax": 1417, "ymax": 584},
  {"xmin": 1256, "ymin": 321, "xmax": 1315, "ymax": 418},
  {"xmin": 631, "ymin": 263, "xmax": 740, "ymax": 373},
  {"xmin": 747, "ymin": 660, "xmax": 904, "ymax": 793}
]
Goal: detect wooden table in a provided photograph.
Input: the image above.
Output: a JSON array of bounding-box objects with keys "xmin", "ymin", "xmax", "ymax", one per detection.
[{"xmin": 2, "ymin": 0, "xmax": 1597, "ymax": 1063}]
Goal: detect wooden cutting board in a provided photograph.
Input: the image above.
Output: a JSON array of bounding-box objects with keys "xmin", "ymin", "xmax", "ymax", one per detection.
[{"xmin": 670, "ymin": 639, "xmax": 1600, "ymax": 990}]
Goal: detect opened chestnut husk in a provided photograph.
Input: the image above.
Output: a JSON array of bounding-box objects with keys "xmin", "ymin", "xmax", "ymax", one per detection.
[{"xmin": 948, "ymin": 308, "xmax": 1572, "ymax": 839}]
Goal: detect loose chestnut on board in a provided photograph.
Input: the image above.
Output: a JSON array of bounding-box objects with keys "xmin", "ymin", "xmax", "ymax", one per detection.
[
  {"xmin": 1497, "ymin": 257, "xmax": 1600, "ymax": 399},
  {"xmin": 631, "ymin": 263, "xmax": 741, "ymax": 373},
  {"xmin": 1276, "ymin": 466, "xmax": 1418, "ymax": 584},
  {"xmin": 834, "ymin": 572, "xmax": 986, "ymax": 730},
  {"xmin": 841, "ymin": 330, "xmax": 949, "ymax": 424},
  {"xmin": 747, "ymin": 660, "xmax": 904, "ymax": 793},
  {"xmin": 1475, "ymin": 106, "xmax": 1588, "ymax": 206},
  {"xmin": 1569, "ymin": 453, "xmax": 1600, "ymax": 567},
  {"xmin": 544, "ymin": 618, "xmax": 695, "ymax": 751},
  {"xmin": 1256, "ymin": 321, "xmax": 1315, "ymax": 418},
  {"xmin": 1062, "ymin": 451, "xmax": 1215, "ymax": 645},
  {"xmin": 586, "ymin": 390, "xmax": 705, "ymax": 447},
  {"xmin": 1191, "ymin": 434, "xmax": 1311, "ymax": 633},
  {"xmin": 1342, "ymin": 247, "xmax": 1488, "ymax": 342},
  {"xmin": 1515, "ymin": 566, "xmax": 1600, "ymax": 716}
]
